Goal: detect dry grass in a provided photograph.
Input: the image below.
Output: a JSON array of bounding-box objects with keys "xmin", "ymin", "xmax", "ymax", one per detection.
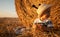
[{"xmin": 0, "ymin": 18, "xmax": 60, "ymax": 37}]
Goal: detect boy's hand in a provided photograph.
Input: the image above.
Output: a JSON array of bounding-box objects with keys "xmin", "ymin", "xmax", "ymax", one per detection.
[
  {"xmin": 36, "ymin": 24, "xmax": 43, "ymax": 29},
  {"xmin": 36, "ymin": 24, "xmax": 47, "ymax": 31}
]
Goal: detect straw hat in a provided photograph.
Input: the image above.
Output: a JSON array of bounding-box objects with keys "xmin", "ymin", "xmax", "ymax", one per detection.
[{"xmin": 37, "ymin": 4, "xmax": 51, "ymax": 17}]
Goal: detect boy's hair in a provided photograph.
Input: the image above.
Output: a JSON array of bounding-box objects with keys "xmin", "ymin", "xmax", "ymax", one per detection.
[{"xmin": 37, "ymin": 4, "xmax": 52, "ymax": 18}]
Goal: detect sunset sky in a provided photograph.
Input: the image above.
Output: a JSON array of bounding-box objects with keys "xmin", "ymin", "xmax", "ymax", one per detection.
[{"xmin": 0, "ymin": 0, "xmax": 18, "ymax": 17}]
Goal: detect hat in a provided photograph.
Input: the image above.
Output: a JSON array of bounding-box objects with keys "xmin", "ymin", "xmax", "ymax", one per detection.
[{"xmin": 37, "ymin": 4, "xmax": 51, "ymax": 16}]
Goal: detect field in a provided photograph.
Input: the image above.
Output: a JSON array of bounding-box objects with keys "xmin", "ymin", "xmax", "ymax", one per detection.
[{"xmin": 0, "ymin": 18, "xmax": 60, "ymax": 37}]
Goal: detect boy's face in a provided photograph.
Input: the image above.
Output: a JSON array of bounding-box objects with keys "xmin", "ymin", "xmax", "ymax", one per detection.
[{"xmin": 40, "ymin": 14, "xmax": 48, "ymax": 21}]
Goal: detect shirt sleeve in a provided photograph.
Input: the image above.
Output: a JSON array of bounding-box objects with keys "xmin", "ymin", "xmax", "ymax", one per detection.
[{"xmin": 47, "ymin": 20, "xmax": 53, "ymax": 28}]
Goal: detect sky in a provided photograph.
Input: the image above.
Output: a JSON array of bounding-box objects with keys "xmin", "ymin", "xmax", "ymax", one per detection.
[{"xmin": 0, "ymin": 0, "xmax": 18, "ymax": 17}]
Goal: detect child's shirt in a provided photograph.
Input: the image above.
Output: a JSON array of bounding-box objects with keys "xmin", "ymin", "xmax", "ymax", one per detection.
[{"xmin": 33, "ymin": 18, "xmax": 53, "ymax": 28}]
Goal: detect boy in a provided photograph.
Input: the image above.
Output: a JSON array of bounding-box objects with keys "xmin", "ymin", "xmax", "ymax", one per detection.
[{"xmin": 32, "ymin": 4, "xmax": 53, "ymax": 32}]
